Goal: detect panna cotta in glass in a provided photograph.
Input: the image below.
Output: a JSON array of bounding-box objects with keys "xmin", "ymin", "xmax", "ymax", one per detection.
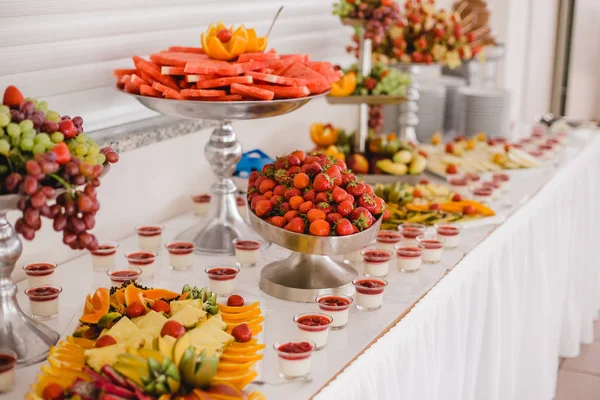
[
  {"xmin": 25, "ymin": 285, "xmax": 62, "ymax": 320},
  {"xmin": 273, "ymin": 341, "xmax": 315, "ymax": 379},
  {"xmin": 448, "ymin": 177, "xmax": 470, "ymax": 197},
  {"xmin": 481, "ymin": 181, "xmax": 501, "ymax": 199},
  {"xmin": 135, "ymin": 225, "xmax": 163, "ymax": 252},
  {"xmin": 352, "ymin": 277, "xmax": 387, "ymax": 311},
  {"xmin": 205, "ymin": 266, "xmax": 240, "ymax": 296},
  {"xmin": 293, "ymin": 313, "xmax": 333, "ymax": 350},
  {"xmin": 315, "ymin": 294, "xmax": 353, "ymax": 329},
  {"xmin": 471, "ymin": 187, "xmax": 493, "ymax": 204},
  {"xmin": 192, "ymin": 194, "xmax": 211, "ymax": 216},
  {"xmin": 361, "ymin": 248, "xmax": 392, "ymax": 277},
  {"xmin": 375, "ymin": 230, "xmax": 402, "ymax": 252},
  {"xmin": 398, "ymin": 223, "xmax": 426, "ymax": 243},
  {"xmin": 232, "ymin": 239, "xmax": 261, "ymax": 267},
  {"xmin": 125, "ymin": 251, "xmax": 157, "ymax": 279},
  {"xmin": 492, "ymin": 173, "xmax": 510, "ymax": 192},
  {"xmin": 416, "ymin": 236, "xmax": 445, "ymax": 264},
  {"xmin": 0, "ymin": 350, "xmax": 16, "ymax": 393},
  {"xmin": 435, "ymin": 224, "xmax": 462, "ymax": 248},
  {"xmin": 89, "ymin": 242, "xmax": 119, "ymax": 271},
  {"xmin": 106, "ymin": 267, "xmax": 142, "ymax": 287},
  {"xmin": 166, "ymin": 241, "xmax": 195, "ymax": 270},
  {"xmin": 22, "ymin": 262, "xmax": 56, "ymax": 287},
  {"xmin": 236, "ymin": 196, "xmax": 247, "ymax": 218},
  {"xmin": 394, "ymin": 243, "xmax": 423, "ymax": 272}
]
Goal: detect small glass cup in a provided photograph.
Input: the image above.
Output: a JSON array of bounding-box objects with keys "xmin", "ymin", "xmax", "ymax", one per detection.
[
  {"xmin": 192, "ymin": 194, "xmax": 211, "ymax": 216},
  {"xmin": 471, "ymin": 187, "xmax": 493, "ymax": 204},
  {"xmin": 135, "ymin": 225, "xmax": 163, "ymax": 252},
  {"xmin": 166, "ymin": 241, "xmax": 195, "ymax": 270},
  {"xmin": 89, "ymin": 242, "xmax": 119, "ymax": 271},
  {"xmin": 315, "ymin": 294, "xmax": 353, "ymax": 330},
  {"xmin": 361, "ymin": 247, "xmax": 392, "ymax": 277},
  {"xmin": 416, "ymin": 236, "xmax": 445, "ymax": 264},
  {"xmin": 236, "ymin": 196, "xmax": 247, "ymax": 218},
  {"xmin": 0, "ymin": 349, "xmax": 17, "ymax": 393},
  {"xmin": 398, "ymin": 223, "xmax": 426, "ymax": 242},
  {"xmin": 106, "ymin": 267, "xmax": 142, "ymax": 288},
  {"xmin": 25, "ymin": 284, "xmax": 62, "ymax": 320},
  {"xmin": 375, "ymin": 230, "xmax": 402, "ymax": 253},
  {"xmin": 205, "ymin": 266, "xmax": 240, "ymax": 296},
  {"xmin": 293, "ymin": 313, "xmax": 333, "ymax": 350},
  {"xmin": 232, "ymin": 239, "xmax": 261, "ymax": 267},
  {"xmin": 125, "ymin": 251, "xmax": 157, "ymax": 280},
  {"xmin": 434, "ymin": 223, "xmax": 463, "ymax": 249},
  {"xmin": 394, "ymin": 243, "xmax": 424, "ymax": 272},
  {"xmin": 352, "ymin": 277, "xmax": 388, "ymax": 311},
  {"xmin": 273, "ymin": 340, "xmax": 316, "ymax": 379},
  {"xmin": 22, "ymin": 261, "xmax": 57, "ymax": 287}
]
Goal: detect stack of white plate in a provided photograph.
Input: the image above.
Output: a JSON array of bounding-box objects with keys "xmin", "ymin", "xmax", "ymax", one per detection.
[
  {"xmin": 457, "ymin": 87, "xmax": 511, "ymax": 137},
  {"xmin": 415, "ymin": 84, "xmax": 446, "ymax": 143}
]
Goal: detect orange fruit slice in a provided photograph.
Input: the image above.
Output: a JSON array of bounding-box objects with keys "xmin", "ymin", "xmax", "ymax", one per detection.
[
  {"xmin": 230, "ymin": 338, "xmax": 258, "ymax": 347},
  {"xmin": 47, "ymin": 355, "xmax": 84, "ymax": 371},
  {"xmin": 66, "ymin": 336, "xmax": 95, "ymax": 349},
  {"xmin": 220, "ymin": 353, "xmax": 263, "ymax": 363},
  {"xmin": 250, "ymin": 325, "xmax": 262, "ymax": 336},
  {"xmin": 213, "ymin": 369, "xmax": 258, "ymax": 385},
  {"xmin": 248, "ymin": 392, "xmax": 266, "ymax": 400},
  {"xmin": 226, "ymin": 315, "xmax": 264, "ymax": 331},
  {"xmin": 216, "ymin": 360, "xmax": 257, "ymax": 372},
  {"xmin": 330, "ymin": 71, "xmax": 357, "ymax": 97},
  {"xmin": 41, "ymin": 364, "xmax": 90, "ymax": 381},
  {"xmin": 220, "ymin": 307, "xmax": 262, "ymax": 321},
  {"xmin": 218, "ymin": 301, "xmax": 259, "ymax": 314},
  {"xmin": 223, "ymin": 344, "xmax": 265, "ymax": 355}
]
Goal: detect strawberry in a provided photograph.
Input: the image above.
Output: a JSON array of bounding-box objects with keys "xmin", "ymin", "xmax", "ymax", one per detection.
[
  {"xmin": 285, "ymin": 217, "xmax": 306, "ymax": 234},
  {"xmin": 255, "ymin": 176, "xmax": 267, "ymax": 190},
  {"xmin": 299, "ymin": 201, "xmax": 314, "ymax": 214},
  {"xmin": 446, "ymin": 164, "xmax": 458, "ymax": 174},
  {"xmin": 151, "ymin": 299, "xmax": 171, "ymax": 314},
  {"xmin": 247, "ymin": 192, "xmax": 259, "ymax": 203},
  {"xmin": 374, "ymin": 197, "xmax": 385, "ymax": 215},
  {"xmin": 452, "ymin": 193, "xmax": 462, "ymax": 202},
  {"xmin": 2, "ymin": 85, "xmax": 24, "ymax": 108},
  {"xmin": 316, "ymin": 191, "xmax": 332, "ymax": 203},
  {"xmin": 316, "ymin": 202, "xmax": 332, "ymax": 214},
  {"xmin": 429, "ymin": 203, "xmax": 441, "ymax": 211},
  {"xmin": 335, "ymin": 159, "xmax": 347, "ymax": 170},
  {"xmin": 346, "ymin": 181, "xmax": 366, "ymax": 197},
  {"xmin": 303, "ymin": 189, "xmax": 317, "ymax": 202},
  {"xmin": 261, "ymin": 163, "xmax": 274, "ymax": 175},
  {"xmin": 293, "ymin": 173, "xmax": 310, "ymax": 189},
  {"xmin": 365, "ymin": 184, "xmax": 375, "ymax": 195},
  {"xmin": 227, "ymin": 295, "xmax": 244, "ymax": 307},
  {"xmin": 335, "ymin": 218, "xmax": 354, "ymax": 236},
  {"xmin": 463, "ymin": 205, "xmax": 476, "ymax": 215},
  {"xmin": 305, "ymin": 155, "xmax": 323, "ymax": 165},
  {"xmin": 326, "ymin": 212, "xmax": 342, "ymax": 225},
  {"xmin": 259, "ymin": 178, "xmax": 276, "ymax": 194},
  {"xmin": 290, "ymin": 150, "xmax": 307, "ymax": 163},
  {"xmin": 270, "ymin": 195, "xmax": 283, "ymax": 206},
  {"xmin": 273, "ymin": 185, "xmax": 285, "ymax": 196},
  {"xmin": 274, "ymin": 157, "xmax": 287, "ymax": 170},
  {"xmin": 284, "ymin": 210, "xmax": 300, "ymax": 221},
  {"xmin": 288, "ymin": 166, "xmax": 300, "ymax": 174},
  {"xmin": 412, "ymin": 189, "xmax": 423, "ymax": 198},
  {"xmin": 300, "ymin": 162, "xmax": 323, "ymax": 177},
  {"xmin": 325, "ymin": 165, "xmax": 343, "ymax": 186},
  {"xmin": 331, "ymin": 186, "xmax": 347, "ymax": 203},
  {"xmin": 126, "ymin": 301, "xmax": 146, "ymax": 318},
  {"xmin": 250, "ymin": 195, "xmax": 266, "ymax": 210},
  {"xmin": 309, "ymin": 219, "xmax": 330, "ymax": 236},
  {"xmin": 271, "ymin": 216, "xmax": 287, "ymax": 227},
  {"xmin": 307, "ymin": 208, "xmax": 326, "ymax": 223},
  {"xmin": 313, "ymin": 173, "xmax": 333, "ymax": 192},
  {"xmin": 95, "ymin": 335, "xmax": 117, "ymax": 348},
  {"xmin": 337, "ymin": 200, "xmax": 354, "ymax": 217},
  {"xmin": 341, "ymin": 170, "xmax": 357, "ymax": 186},
  {"xmin": 383, "ymin": 208, "xmax": 391, "ymax": 221},
  {"xmin": 231, "ymin": 323, "xmax": 252, "ymax": 342},
  {"xmin": 287, "ymin": 155, "xmax": 301, "ymax": 167},
  {"xmin": 351, "ymin": 207, "xmax": 374, "ymax": 231},
  {"xmin": 358, "ymin": 194, "xmax": 377, "ymax": 214},
  {"xmin": 248, "ymin": 171, "xmax": 260, "ymax": 186},
  {"xmin": 274, "ymin": 169, "xmax": 290, "ymax": 185},
  {"xmin": 343, "ymin": 193, "xmax": 355, "ymax": 204},
  {"xmin": 284, "ymin": 188, "xmax": 302, "ymax": 200},
  {"xmin": 255, "ymin": 199, "xmax": 273, "ymax": 217},
  {"xmin": 279, "ymin": 202, "xmax": 290, "ymax": 213}
]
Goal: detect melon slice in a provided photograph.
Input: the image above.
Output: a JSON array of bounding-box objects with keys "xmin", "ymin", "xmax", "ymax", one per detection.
[
  {"xmin": 184, "ymin": 59, "xmax": 239, "ymax": 76},
  {"xmin": 232, "ymin": 60, "xmax": 270, "ymax": 75},
  {"xmin": 195, "ymin": 76, "xmax": 252, "ymax": 89},
  {"xmin": 283, "ymin": 62, "xmax": 330, "ymax": 94},
  {"xmin": 237, "ymin": 52, "xmax": 279, "ymax": 63},
  {"xmin": 79, "ymin": 288, "xmax": 110, "ymax": 324},
  {"xmin": 230, "ymin": 84, "xmax": 274, "ymax": 100},
  {"xmin": 244, "ymin": 71, "xmax": 306, "ymax": 86},
  {"xmin": 167, "ymin": 46, "xmax": 205, "ymax": 54},
  {"xmin": 186, "ymin": 74, "xmax": 220, "ymax": 83},
  {"xmin": 251, "ymin": 84, "xmax": 309, "ymax": 99},
  {"xmin": 150, "ymin": 52, "xmax": 208, "ymax": 67},
  {"xmin": 181, "ymin": 89, "xmax": 228, "ymax": 98}
]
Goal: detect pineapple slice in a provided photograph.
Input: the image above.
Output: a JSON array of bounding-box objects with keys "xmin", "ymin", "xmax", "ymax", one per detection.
[{"xmin": 84, "ymin": 344, "xmax": 126, "ymax": 372}]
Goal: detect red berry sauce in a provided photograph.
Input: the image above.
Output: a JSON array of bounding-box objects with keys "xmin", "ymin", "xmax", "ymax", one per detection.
[
  {"xmin": 90, "ymin": 244, "xmax": 117, "ymax": 257},
  {"xmin": 24, "ymin": 263, "xmax": 56, "ymax": 277},
  {"xmin": 354, "ymin": 279, "xmax": 386, "ymax": 295},
  {"xmin": 295, "ymin": 314, "xmax": 332, "ymax": 332},
  {"xmin": 192, "ymin": 194, "xmax": 211, "ymax": 203},
  {"xmin": 25, "ymin": 286, "xmax": 60, "ymax": 302},
  {"xmin": 376, "ymin": 231, "xmax": 401, "ymax": 244},
  {"xmin": 126, "ymin": 252, "xmax": 156, "ymax": 265},
  {"xmin": 317, "ymin": 295, "xmax": 351, "ymax": 311},
  {"xmin": 362, "ymin": 249, "xmax": 391, "ymax": 263},
  {"xmin": 419, "ymin": 239, "xmax": 444, "ymax": 250},
  {"xmin": 233, "ymin": 240, "xmax": 261, "ymax": 251},
  {"xmin": 207, "ymin": 267, "xmax": 238, "ymax": 281},
  {"xmin": 136, "ymin": 226, "xmax": 162, "ymax": 237},
  {"xmin": 436, "ymin": 225, "xmax": 460, "ymax": 236},
  {"xmin": 277, "ymin": 342, "xmax": 314, "ymax": 360},
  {"xmin": 167, "ymin": 242, "xmax": 195, "ymax": 255},
  {"xmin": 396, "ymin": 246, "xmax": 422, "ymax": 258},
  {"xmin": 0, "ymin": 353, "xmax": 16, "ymax": 373}
]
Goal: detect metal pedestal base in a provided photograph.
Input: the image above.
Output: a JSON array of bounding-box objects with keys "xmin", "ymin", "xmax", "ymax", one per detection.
[{"xmin": 259, "ymin": 252, "xmax": 358, "ymax": 302}]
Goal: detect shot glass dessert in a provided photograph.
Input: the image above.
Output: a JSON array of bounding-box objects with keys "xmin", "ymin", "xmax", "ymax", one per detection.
[
  {"xmin": 471, "ymin": 187, "xmax": 493, "ymax": 204},
  {"xmin": 448, "ymin": 177, "xmax": 470, "ymax": 197},
  {"xmin": 0, "ymin": 350, "xmax": 16, "ymax": 393},
  {"xmin": 398, "ymin": 223, "xmax": 426, "ymax": 243},
  {"xmin": 375, "ymin": 230, "xmax": 402, "ymax": 252},
  {"xmin": 125, "ymin": 251, "xmax": 157, "ymax": 280},
  {"xmin": 205, "ymin": 266, "xmax": 240, "ymax": 296},
  {"xmin": 293, "ymin": 313, "xmax": 333, "ymax": 350},
  {"xmin": 166, "ymin": 241, "xmax": 195, "ymax": 270},
  {"xmin": 361, "ymin": 248, "xmax": 392, "ymax": 277},
  {"xmin": 416, "ymin": 236, "xmax": 445, "ymax": 264},
  {"xmin": 492, "ymin": 173, "xmax": 510, "ymax": 192},
  {"xmin": 394, "ymin": 243, "xmax": 423, "ymax": 272},
  {"xmin": 236, "ymin": 196, "xmax": 247, "ymax": 218},
  {"xmin": 273, "ymin": 341, "xmax": 315, "ymax": 379},
  {"xmin": 232, "ymin": 239, "xmax": 261, "ymax": 267},
  {"xmin": 481, "ymin": 181, "xmax": 501, "ymax": 199},
  {"xmin": 192, "ymin": 194, "xmax": 211, "ymax": 216},
  {"xmin": 434, "ymin": 224, "xmax": 462, "ymax": 248},
  {"xmin": 135, "ymin": 225, "xmax": 163, "ymax": 252},
  {"xmin": 22, "ymin": 262, "xmax": 56, "ymax": 287},
  {"xmin": 25, "ymin": 284, "xmax": 62, "ymax": 320},
  {"xmin": 352, "ymin": 277, "xmax": 388, "ymax": 311},
  {"xmin": 89, "ymin": 242, "xmax": 119, "ymax": 270},
  {"xmin": 106, "ymin": 267, "xmax": 142, "ymax": 287},
  {"xmin": 315, "ymin": 294, "xmax": 353, "ymax": 330}
]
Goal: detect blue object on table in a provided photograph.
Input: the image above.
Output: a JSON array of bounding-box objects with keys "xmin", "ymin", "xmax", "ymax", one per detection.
[{"xmin": 234, "ymin": 149, "xmax": 274, "ymax": 178}]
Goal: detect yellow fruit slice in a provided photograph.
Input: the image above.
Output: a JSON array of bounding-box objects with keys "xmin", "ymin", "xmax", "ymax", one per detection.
[
  {"xmin": 256, "ymin": 37, "xmax": 268, "ymax": 52},
  {"xmin": 226, "ymin": 35, "xmax": 247, "ymax": 58},
  {"xmin": 220, "ymin": 307, "xmax": 262, "ymax": 321},
  {"xmin": 220, "ymin": 353, "xmax": 263, "ymax": 363},
  {"xmin": 49, "ymin": 349, "xmax": 85, "ymax": 363},
  {"xmin": 222, "ymin": 344, "xmax": 265, "ymax": 355},
  {"xmin": 245, "ymin": 28, "xmax": 258, "ymax": 52},
  {"xmin": 248, "ymin": 392, "xmax": 266, "ymax": 400},
  {"xmin": 250, "ymin": 325, "xmax": 262, "ymax": 336},
  {"xmin": 213, "ymin": 369, "xmax": 258, "ymax": 386},
  {"xmin": 226, "ymin": 315, "xmax": 264, "ymax": 331},
  {"xmin": 41, "ymin": 364, "xmax": 90, "ymax": 381},
  {"xmin": 331, "ymin": 71, "xmax": 357, "ymax": 97},
  {"xmin": 229, "ymin": 338, "xmax": 258, "ymax": 347},
  {"xmin": 218, "ymin": 301, "xmax": 259, "ymax": 314},
  {"xmin": 207, "ymin": 37, "xmax": 234, "ymax": 61},
  {"xmin": 36, "ymin": 373, "xmax": 72, "ymax": 390},
  {"xmin": 67, "ymin": 336, "xmax": 95, "ymax": 349},
  {"xmin": 216, "ymin": 360, "xmax": 257, "ymax": 372},
  {"xmin": 47, "ymin": 355, "xmax": 84, "ymax": 371},
  {"xmin": 55, "ymin": 341, "xmax": 84, "ymax": 353}
]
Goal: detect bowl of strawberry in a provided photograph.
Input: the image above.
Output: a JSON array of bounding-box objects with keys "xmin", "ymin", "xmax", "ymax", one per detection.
[{"xmin": 246, "ymin": 150, "xmax": 384, "ymax": 302}]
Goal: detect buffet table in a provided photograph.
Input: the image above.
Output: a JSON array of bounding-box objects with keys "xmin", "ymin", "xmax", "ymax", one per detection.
[{"xmin": 4, "ymin": 130, "xmax": 599, "ymax": 400}]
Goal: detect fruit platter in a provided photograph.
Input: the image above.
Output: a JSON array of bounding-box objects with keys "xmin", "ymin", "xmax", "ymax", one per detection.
[
  {"xmin": 375, "ymin": 180, "xmax": 495, "ymax": 229},
  {"xmin": 27, "ymin": 282, "xmax": 265, "ymax": 400}
]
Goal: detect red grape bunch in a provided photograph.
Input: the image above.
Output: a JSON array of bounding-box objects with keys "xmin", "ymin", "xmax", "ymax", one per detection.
[{"xmin": 368, "ymin": 105, "xmax": 383, "ymax": 134}]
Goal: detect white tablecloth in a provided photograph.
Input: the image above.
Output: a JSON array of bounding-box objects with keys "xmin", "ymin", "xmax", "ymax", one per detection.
[{"xmin": 317, "ymin": 131, "xmax": 600, "ymax": 400}]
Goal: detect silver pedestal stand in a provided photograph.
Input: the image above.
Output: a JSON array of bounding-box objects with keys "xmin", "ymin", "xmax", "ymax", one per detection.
[
  {"xmin": 0, "ymin": 195, "xmax": 60, "ymax": 366},
  {"xmin": 126, "ymin": 93, "xmax": 326, "ymax": 255},
  {"xmin": 394, "ymin": 64, "xmax": 420, "ymax": 143},
  {"xmin": 248, "ymin": 211, "xmax": 382, "ymax": 302}
]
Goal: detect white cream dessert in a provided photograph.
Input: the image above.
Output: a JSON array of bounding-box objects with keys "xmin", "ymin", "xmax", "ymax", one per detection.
[
  {"xmin": 136, "ymin": 225, "xmax": 163, "ymax": 252},
  {"xmin": 416, "ymin": 236, "xmax": 445, "ymax": 263},
  {"xmin": 294, "ymin": 313, "xmax": 333, "ymax": 350},
  {"xmin": 89, "ymin": 242, "xmax": 119, "ymax": 270},
  {"xmin": 106, "ymin": 268, "xmax": 142, "ymax": 288},
  {"xmin": 394, "ymin": 243, "xmax": 423, "ymax": 272},
  {"xmin": 274, "ymin": 341, "xmax": 315, "ymax": 379},
  {"xmin": 492, "ymin": 173, "xmax": 510, "ymax": 193},
  {"xmin": 448, "ymin": 177, "xmax": 470, "ymax": 197},
  {"xmin": 471, "ymin": 187, "xmax": 493, "ymax": 204},
  {"xmin": 22, "ymin": 262, "xmax": 56, "ymax": 287},
  {"xmin": 166, "ymin": 241, "xmax": 195, "ymax": 270},
  {"xmin": 25, "ymin": 285, "xmax": 62, "ymax": 319},
  {"xmin": 236, "ymin": 196, "xmax": 247, "ymax": 218},
  {"xmin": 232, "ymin": 239, "xmax": 261, "ymax": 267},
  {"xmin": 398, "ymin": 223, "xmax": 426, "ymax": 243},
  {"xmin": 192, "ymin": 194, "xmax": 211, "ymax": 216},
  {"xmin": 205, "ymin": 266, "xmax": 239, "ymax": 296},
  {"xmin": 125, "ymin": 251, "xmax": 157, "ymax": 280},
  {"xmin": 0, "ymin": 351, "xmax": 16, "ymax": 393},
  {"xmin": 316, "ymin": 295, "xmax": 352, "ymax": 329},
  {"xmin": 435, "ymin": 224, "xmax": 462, "ymax": 248},
  {"xmin": 352, "ymin": 277, "xmax": 387, "ymax": 311},
  {"xmin": 361, "ymin": 248, "xmax": 392, "ymax": 277},
  {"xmin": 481, "ymin": 181, "xmax": 501, "ymax": 200}
]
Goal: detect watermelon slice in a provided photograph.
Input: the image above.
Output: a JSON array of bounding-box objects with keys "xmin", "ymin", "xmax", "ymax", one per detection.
[
  {"xmin": 152, "ymin": 82, "xmax": 185, "ymax": 100},
  {"xmin": 150, "ymin": 52, "xmax": 208, "ymax": 67},
  {"xmin": 184, "ymin": 59, "xmax": 238, "ymax": 76},
  {"xmin": 237, "ymin": 52, "xmax": 280, "ymax": 63},
  {"xmin": 140, "ymin": 84, "xmax": 161, "ymax": 97},
  {"xmin": 257, "ymin": 68, "xmax": 274, "ymax": 74},
  {"xmin": 181, "ymin": 89, "xmax": 227, "ymax": 98},
  {"xmin": 230, "ymin": 84, "xmax": 274, "ymax": 100},
  {"xmin": 232, "ymin": 60, "xmax": 270, "ymax": 75},
  {"xmin": 281, "ymin": 54, "xmax": 310, "ymax": 64},
  {"xmin": 139, "ymin": 71, "xmax": 157, "ymax": 85},
  {"xmin": 245, "ymin": 71, "xmax": 307, "ymax": 86},
  {"xmin": 178, "ymin": 80, "xmax": 188, "ymax": 89},
  {"xmin": 195, "ymin": 76, "xmax": 252, "ymax": 89},
  {"xmin": 212, "ymin": 94, "xmax": 243, "ymax": 101},
  {"xmin": 113, "ymin": 68, "xmax": 137, "ymax": 77},
  {"xmin": 117, "ymin": 74, "xmax": 130, "ymax": 88},
  {"xmin": 129, "ymin": 74, "xmax": 148, "ymax": 90},
  {"xmin": 283, "ymin": 63, "xmax": 330, "ymax": 94},
  {"xmin": 185, "ymin": 74, "xmax": 220, "ymax": 83},
  {"xmin": 133, "ymin": 56, "xmax": 179, "ymax": 91},
  {"xmin": 252, "ymin": 84, "xmax": 310, "ymax": 99},
  {"xmin": 161, "ymin": 66, "xmax": 186, "ymax": 75},
  {"xmin": 308, "ymin": 62, "xmax": 343, "ymax": 84},
  {"xmin": 124, "ymin": 81, "xmax": 140, "ymax": 94},
  {"xmin": 167, "ymin": 46, "xmax": 205, "ymax": 54}
]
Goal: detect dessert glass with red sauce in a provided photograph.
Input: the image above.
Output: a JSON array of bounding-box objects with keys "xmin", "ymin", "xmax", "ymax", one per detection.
[
  {"xmin": 492, "ymin": 173, "xmax": 510, "ymax": 192},
  {"xmin": 22, "ymin": 261, "xmax": 57, "ymax": 287},
  {"xmin": 25, "ymin": 284, "xmax": 62, "ymax": 320},
  {"xmin": 471, "ymin": 187, "xmax": 493, "ymax": 204},
  {"xmin": 273, "ymin": 340, "xmax": 316, "ymax": 379},
  {"xmin": 416, "ymin": 236, "xmax": 445, "ymax": 263},
  {"xmin": 125, "ymin": 251, "xmax": 157, "ymax": 279},
  {"xmin": 352, "ymin": 277, "xmax": 388, "ymax": 311},
  {"xmin": 236, "ymin": 196, "xmax": 247, "ymax": 218},
  {"xmin": 0, "ymin": 349, "xmax": 16, "ymax": 393},
  {"xmin": 232, "ymin": 239, "xmax": 261, "ymax": 267},
  {"xmin": 205, "ymin": 266, "xmax": 240, "ymax": 296},
  {"xmin": 434, "ymin": 223, "xmax": 462, "ymax": 248},
  {"xmin": 192, "ymin": 194, "xmax": 211, "ymax": 216},
  {"xmin": 315, "ymin": 294, "xmax": 353, "ymax": 329},
  {"xmin": 375, "ymin": 230, "xmax": 402, "ymax": 252},
  {"xmin": 106, "ymin": 267, "xmax": 142, "ymax": 287},
  {"xmin": 293, "ymin": 313, "xmax": 333, "ymax": 350},
  {"xmin": 166, "ymin": 241, "xmax": 195, "ymax": 270},
  {"xmin": 89, "ymin": 241, "xmax": 119, "ymax": 270},
  {"xmin": 394, "ymin": 243, "xmax": 424, "ymax": 272},
  {"xmin": 135, "ymin": 225, "xmax": 163, "ymax": 252},
  {"xmin": 361, "ymin": 248, "xmax": 392, "ymax": 277},
  {"xmin": 398, "ymin": 223, "xmax": 426, "ymax": 242}
]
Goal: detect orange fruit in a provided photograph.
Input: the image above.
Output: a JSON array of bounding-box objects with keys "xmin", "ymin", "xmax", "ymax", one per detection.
[
  {"xmin": 213, "ymin": 369, "xmax": 258, "ymax": 385},
  {"xmin": 230, "ymin": 338, "xmax": 259, "ymax": 347},
  {"xmin": 216, "ymin": 361, "xmax": 257, "ymax": 372},
  {"xmin": 66, "ymin": 336, "xmax": 95, "ymax": 350},
  {"xmin": 220, "ymin": 353, "xmax": 263, "ymax": 363},
  {"xmin": 223, "ymin": 344, "xmax": 265, "ymax": 355},
  {"xmin": 226, "ymin": 315, "xmax": 264, "ymax": 331},
  {"xmin": 220, "ymin": 307, "xmax": 262, "ymax": 322},
  {"xmin": 218, "ymin": 301, "xmax": 259, "ymax": 314}
]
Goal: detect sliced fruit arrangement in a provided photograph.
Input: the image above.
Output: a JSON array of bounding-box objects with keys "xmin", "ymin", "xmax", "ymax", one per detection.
[
  {"xmin": 247, "ymin": 150, "xmax": 385, "ymax": 236},
  {"xmin": 28, "ymin": 285, "xmax": 265, "ymax": 399},
  {"xmin": 375, "ymin": 180, "xmax": 495, "ymax": 229},
  {"xmin": 114, "ymin": 22, "xmax": 341, "ymax": 101},
  {"xmin": 330, "ymin": 63, "xmax": 411, "ymax": 97}
]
